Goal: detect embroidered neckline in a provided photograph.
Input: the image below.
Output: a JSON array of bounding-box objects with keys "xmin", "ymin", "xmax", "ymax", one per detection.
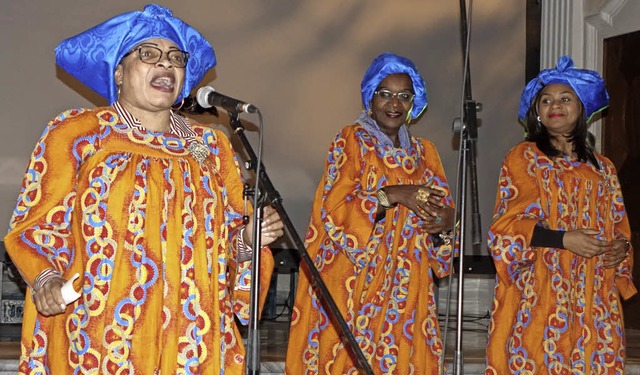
[
  {"xmin": 355, "ymin": 110, "xmax": 413, "ymax": 150},
  {"xmin": 112, "ymin": 102, "xmax": 210, "ymax": 163}
]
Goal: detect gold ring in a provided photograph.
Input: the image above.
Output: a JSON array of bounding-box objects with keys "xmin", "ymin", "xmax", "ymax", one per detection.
[{"xmin": 416, "ymin": 188, "xmax": 430, "ymax": 204}]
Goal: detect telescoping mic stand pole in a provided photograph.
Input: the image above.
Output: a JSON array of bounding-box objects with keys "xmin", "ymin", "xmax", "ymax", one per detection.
[
  {"xmin": 443, "ymin": 0, "xmax": 482, "ymax": 374},
  {"xmin": 226, "ymin": 111, "xmax": 375, "ymax": 375}
]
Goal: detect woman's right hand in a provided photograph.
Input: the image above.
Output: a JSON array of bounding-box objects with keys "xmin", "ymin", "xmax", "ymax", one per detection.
[
  {"xmin": 562, "ymin": 229, "xmax": 612, "ymax": 258},
  {"xmin": 33, "ymin": 277, "xmax": 67, "ymax": 317}
]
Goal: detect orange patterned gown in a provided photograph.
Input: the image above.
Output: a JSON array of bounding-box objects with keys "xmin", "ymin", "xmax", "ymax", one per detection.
[
  {"xmin": 285, "ymin": 124, "xmax": 455, "ymax": 374},
  {"xmin": 486, "ymin": 142, "xmax": 636, "ymax": 374},
  {"xmin": 4, "ymin": 107, "xmax": 273, "ymax": 375}
]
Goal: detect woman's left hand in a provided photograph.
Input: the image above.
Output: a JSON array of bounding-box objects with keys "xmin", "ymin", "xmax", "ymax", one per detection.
[
  {"xmin": 243, "ymin": 205, "xmax": 285, "ymax": 248},
  {"xmin": 409, "ymin": 182, "xmax": 454, "ymax": 233},
  {"xmin": 603, "ymin": 239, "xmax": 631, "ymax": 268},
  {"xmin": 420, "ymin": 205, "xmax": 455, "ymax": 234}
]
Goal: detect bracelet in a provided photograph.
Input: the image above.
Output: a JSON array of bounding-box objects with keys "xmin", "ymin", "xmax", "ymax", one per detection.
[
  {"xmin": 376, "ymin": 188, "xmax": 396, "ymax": 209},
  {"xmin": 620, "ymin": 238, "xmax": 631, "ymax": 256},
  {"xmin": 434, "ymin": 220, "xmax": 459, "ymax": 246},
  {"xmin": 237, "ymin": 227, "xmax": 254, "ymax": 262},
  {"xmin": 34, "ymin": 268, "xmax": 63, "ymax": 291},
  {"xmin": 438, "ymin": 229, "xmax": 454, "ymax": 246}
]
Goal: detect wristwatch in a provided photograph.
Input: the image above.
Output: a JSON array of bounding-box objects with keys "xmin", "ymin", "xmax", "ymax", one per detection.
[{"xmin": 376, "ymin": 188, "xmax": 395, "ymax": 209}]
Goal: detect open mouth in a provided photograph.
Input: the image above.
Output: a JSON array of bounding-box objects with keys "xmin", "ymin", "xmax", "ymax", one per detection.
[{"xmin": 150, "ymin": 74, "xmax": 175, "ymax": 92}]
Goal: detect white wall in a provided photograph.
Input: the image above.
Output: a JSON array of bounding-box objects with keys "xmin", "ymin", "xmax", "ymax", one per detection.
[{"xmin": 0, "ymin": 1, "xmax": 526, "ymax": 256}]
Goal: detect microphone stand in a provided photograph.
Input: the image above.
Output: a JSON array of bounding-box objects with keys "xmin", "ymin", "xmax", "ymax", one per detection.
[
  {"xmin": 444, "ymin": 0, "xmax": 481, "ymax": 374},
  {"xmin": 226, "ymin": 112, "xmax": 374, "ymax": 375},
  {"xmin": 246, "ymin": 197, "xmax": 263, "ymax": 375}
]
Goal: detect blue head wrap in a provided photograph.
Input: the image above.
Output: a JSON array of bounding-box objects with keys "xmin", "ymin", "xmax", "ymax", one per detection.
[
  {"xmin": 55, "ymin": 4, "xmax": 216, "ymax": 105},
  {"xmin": 361, "ymin": 52, "xmax": 428, "ymax": 120},
  {"xmin": 519, "ymin": 55, "xmax": 609, "ymax": 123}
]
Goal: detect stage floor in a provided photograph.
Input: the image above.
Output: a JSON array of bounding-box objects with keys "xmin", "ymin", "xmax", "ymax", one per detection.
[
  {"xmin": 256, "ymin": 316, "xmax": 640, "ymax": 364},
  {"xmin": 1, "ymin": 317, "xmax": 639, "ymax": 373}
]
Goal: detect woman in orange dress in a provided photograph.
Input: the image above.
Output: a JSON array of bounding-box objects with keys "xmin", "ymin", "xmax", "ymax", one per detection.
[
  {"xmin": 4, "ymin": 5, "xmax": 283, "ymax": 374},
  {"xmin": 485, "ymin": 55, "xmax": 636, "ymax": 374},
  {"xmin": 286, "ymin": 52, "xmax": 456, "ymax": 374}
]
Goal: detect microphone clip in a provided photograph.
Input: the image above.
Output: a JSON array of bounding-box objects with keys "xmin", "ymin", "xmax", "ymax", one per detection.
[{"xmin": 179, "ymin": 96, "xmax": 219, "ymax": 116}]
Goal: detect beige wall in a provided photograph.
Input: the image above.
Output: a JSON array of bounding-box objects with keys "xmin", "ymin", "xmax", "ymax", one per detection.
[
  {"xmin": 585, "ymin": 0, "xmax": 611, "ymax": 15},
  {"xmin": 0, "ymin": 1, "xmax": 526, "ymax": 255}
]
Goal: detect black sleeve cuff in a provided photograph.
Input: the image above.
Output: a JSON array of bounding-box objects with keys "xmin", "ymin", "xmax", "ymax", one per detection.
[{"xmin": 530, "ymin": 225, "xmax": 565, "ymax": 249}]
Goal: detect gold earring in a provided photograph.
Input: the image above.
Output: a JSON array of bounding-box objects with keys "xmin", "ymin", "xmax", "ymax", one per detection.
[{"xmin": 406, "ymin": 103, "xmax": 414, "ymax": 123}]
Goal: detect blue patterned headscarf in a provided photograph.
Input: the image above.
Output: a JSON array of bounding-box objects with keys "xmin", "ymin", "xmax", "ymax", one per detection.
[
  {"xmin": 361, "ymin": 52, "xmax": 428, "ymax": 121},
  {"xmin": 519, "ymin": 55, "xmax": 609, "ymax": 123},
  {"xmin": 55, "ymin": 4, "xmax": 216, "ymax": 104}
]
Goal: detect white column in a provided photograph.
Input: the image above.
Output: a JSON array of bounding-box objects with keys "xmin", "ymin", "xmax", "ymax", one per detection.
[{"xmin": 540, "ymin": 0, "xmax": 573, "ymax": 68}]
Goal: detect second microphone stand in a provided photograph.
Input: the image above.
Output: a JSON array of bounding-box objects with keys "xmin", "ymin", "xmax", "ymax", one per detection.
[
  {"xmin": 442, "ymin": 1, "xmax": 482, "ymax": 374},
  {"xmin": 446, "ymin": 100, "xmax": 480, "ymax": 375},
  {"xmin": 226, "ymin": 112, "xmax": 374, "ymax": 375}
]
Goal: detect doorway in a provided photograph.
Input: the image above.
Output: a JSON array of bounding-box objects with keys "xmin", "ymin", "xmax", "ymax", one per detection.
[{"xmin": 602, "ymin": 30, "xmax": 640, "ymax": 329}]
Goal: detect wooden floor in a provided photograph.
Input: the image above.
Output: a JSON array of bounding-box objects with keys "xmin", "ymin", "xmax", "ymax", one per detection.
[
  {"xmin": 255, "ymin": 318, "xmax": 640, "ymax": 365},
  {"xmin": 2, "ymin": 318, "xmax": 640, "ymax": 366}
]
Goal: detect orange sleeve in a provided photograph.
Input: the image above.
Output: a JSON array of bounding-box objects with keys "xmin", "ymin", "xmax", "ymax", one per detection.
[
  {"xmin": 602, "ymin": 158, "xmax": 637, "ymax": 300},
  {"xmin": 419, "ymin": 140, "xmax": 457, "ymax": 278},
  {"xmin": 4, "ymin": 109, "xmax": 98, "ymax": 287},
  {"xmin": 197, "ymin": 125, "xmax": 275, "ymax": 322},
  {"xmin": 314, "ymin": 127, "xmax": 378, "ymax": 269},
  {"xmin": 488, "ymin": 145, "xmax": 545, "ymax": 286}
]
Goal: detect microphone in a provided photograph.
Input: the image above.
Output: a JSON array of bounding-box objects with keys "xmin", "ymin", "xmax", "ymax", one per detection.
[
  {"xmin": 180, "ymin": 96, "xmax": 219, "ymax": 116},
  {"xmin": 196, "ymin": 86, "xmax": 257, "ymax": 114}
]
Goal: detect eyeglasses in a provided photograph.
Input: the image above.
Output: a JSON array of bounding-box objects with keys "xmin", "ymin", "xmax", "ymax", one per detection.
[
  {"xmin": 127, "ymin": 45, "xmax": 190, "ymax": 68},
  {"xmin": 374, "ymin": 89, "xmax": 415, "ymax": 103}
]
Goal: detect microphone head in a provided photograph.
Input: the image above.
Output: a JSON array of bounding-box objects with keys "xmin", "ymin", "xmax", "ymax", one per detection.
[
  {"xmin": 242, "ymin": 103, "xmax": 258, "ymax": 114},
  {"xmin": 196, "ymin": 86, "xmax": 216, "ymax": 108}
]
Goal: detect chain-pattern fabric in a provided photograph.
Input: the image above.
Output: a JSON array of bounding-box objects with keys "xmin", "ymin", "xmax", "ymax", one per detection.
[
  {"xmin": 285, "ymin": 124, "xmax": 455, "ymax": 374},
  {"xmin": 485, "ymin": 142, "xmax": 636, "ymax": 375},
  {"xmin": 5, "ymin": 107, "xmax": 273, "ymax": 375}
]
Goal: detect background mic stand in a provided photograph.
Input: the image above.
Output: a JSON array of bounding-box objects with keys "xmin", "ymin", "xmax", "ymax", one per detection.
[
  {"xmin": 443, "ymin": 0, "xmax": 482, "ymax": 374},
  {"xmin": 226, "ymin": 111, "xmax": 374, "ymax": 375}
]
